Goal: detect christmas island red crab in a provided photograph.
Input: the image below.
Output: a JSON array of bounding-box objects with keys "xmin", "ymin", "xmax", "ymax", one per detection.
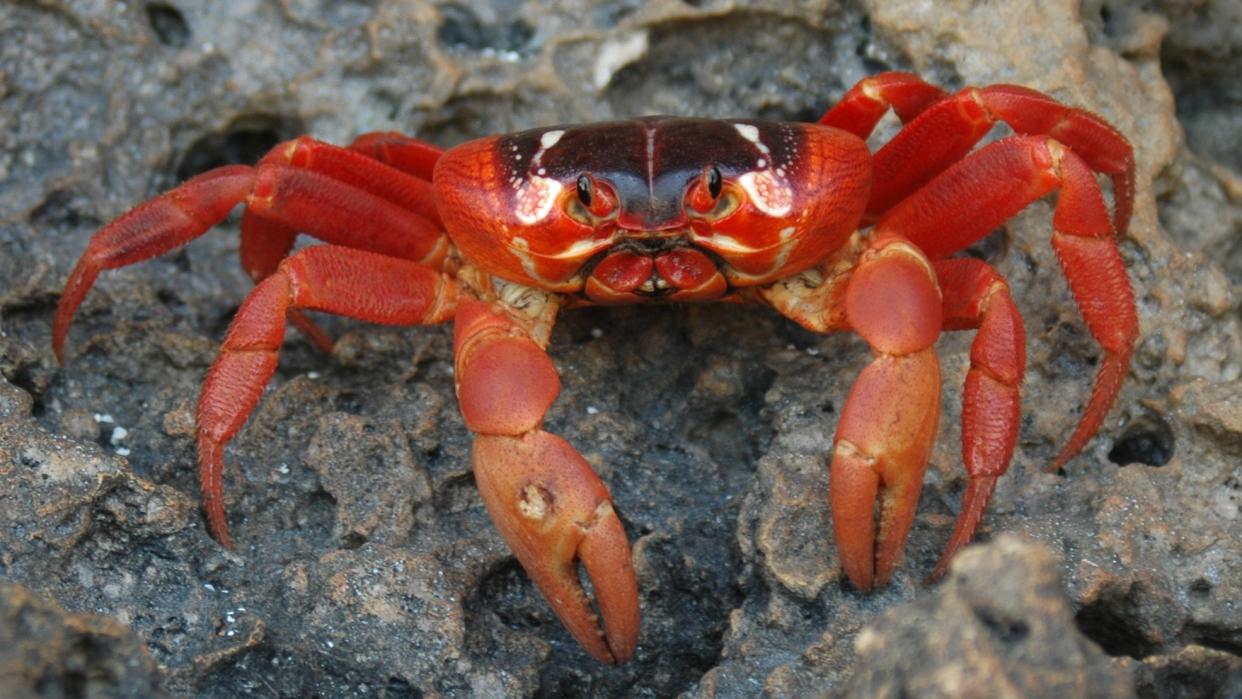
[{"xmin": 53, "ymin": 73, "xmax": 1136, "ymax": 664}]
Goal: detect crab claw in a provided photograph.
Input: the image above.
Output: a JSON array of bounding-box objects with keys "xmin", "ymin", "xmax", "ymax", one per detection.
[
  {"xmin": 831, "ymin": 239, "xmax": 943, "ymax": 591},
  {"xmin": 454, "ymin": 295, "xmax": 637, "ymax": 663},
  {"xmin": 473, "ymin": 432, "xmax": 638, "ymax": 664},
  {"xmin": 830, "ymin": 348, "xmax": 941, "ymax": 590}
]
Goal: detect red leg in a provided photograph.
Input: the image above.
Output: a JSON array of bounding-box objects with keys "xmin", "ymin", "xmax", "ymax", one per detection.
[
  {"xmin": 54, "ymin": 166, "xmax": 255, "ymax": 360},
  {"xmin": 238, "ymin": 136, "xmax": 448, "ymax": 350},
  {"xmin": 55, "ymin": 138, "xmax": 447, "ymax": 358},
  {"xmin": 928, "ymin": 258, "xmax": 1025, "ymax": 580},
  {"xmin": 839, "ymin": 78, "xmax": 1134, "ymax": 231},
  {"xmin": 455, "ymin": 295, "xmax": 638, "ymax": 665},
  {"xmin": 196, "ymin": 246, "xmax": 456, "ymax": 546},
  {"xmin": 801, "ymin": 237, "xmax": 945, "ymax": 591},
  {"xmin": 818, "ymin": 72, "xmax": 948, "ymax": 139},
  {"xmin": 348, "ymin": 131, "xmax": 443, "ymax": 183},
  {"xmin": 877, "ymin": 135, "xmax": 1137, "ymax": 471}
]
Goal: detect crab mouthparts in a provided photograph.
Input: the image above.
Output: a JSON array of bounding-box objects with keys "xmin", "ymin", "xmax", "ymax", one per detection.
[{"xmin": 584, "ymin": 234, "xmax": 723, "ymax": 298}]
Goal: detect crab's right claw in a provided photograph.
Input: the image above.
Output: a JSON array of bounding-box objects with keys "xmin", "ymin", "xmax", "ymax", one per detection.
[
  {"xmin": 455, "ymin": 295, "xmax": 637, "ymax": 664},
  {"xmin": 473, "ymin": 432, "xmax": 638, "ymax": 664}
]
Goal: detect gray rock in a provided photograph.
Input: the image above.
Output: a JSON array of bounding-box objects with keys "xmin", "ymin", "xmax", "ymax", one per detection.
[
  {"xmin": 841, "ymin": 535, "xmax": 1132, "ymax": 699},
  {"xmin": 0, "ymin": 581, "xmax": 166, "ymax": 699}
]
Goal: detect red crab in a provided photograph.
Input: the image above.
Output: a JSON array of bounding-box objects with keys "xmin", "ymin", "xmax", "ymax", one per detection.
[{"xmin": 53, "ymin": 72, "xmax": 1135, "ymax": 664}]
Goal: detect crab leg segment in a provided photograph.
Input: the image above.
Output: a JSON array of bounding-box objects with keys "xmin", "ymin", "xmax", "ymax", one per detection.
[
  {"xmin": 928, "ymin": 258, "xmax": 1025, "ymax": 580},
  {"xmin": 347, "ymin": 131, "xmax": 443, "ymax": 182},
  {"xmin": 53, "ymin": 166, "xmax": 255, "ymax": 360},
  {"xmin": 822, "ymin": 74, "xmax": 1134, "ymax": 230},
  {"xmin": 832, "ymin": 237, "xmax": 943, "ymax": 591},
  {"xmin": 454, "ymin": 296, "xmax": 638, "ymax": 665},
  {"xmin": 197, "ymin": 246, "xmax": 456, "ymax": 546},
  {"xmin": 238, "ymin": 136, "xmax": 448, "ymax": 349},
  {"xmin": 818, "ymin": 71, "xmax": 947, "ymax": 138},
  {"xmin": 877, "ymin": 135, "xmax": 1137, "ymax": 470},
  {"xmin": 54, "ymin": 140, "xmax": 449, "ymax": 358}
]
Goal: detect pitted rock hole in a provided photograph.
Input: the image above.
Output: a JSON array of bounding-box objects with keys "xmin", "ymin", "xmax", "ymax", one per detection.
[
  {"xmin": 145, "ymin": 3, "xmax": 190, "ymax": 48},
  {"xmin": 437, "ymin": 3, "xmax": 534, "ymax": 56},
  {"xmin": 1108, "ymin": 414, "xmax": 1175, "ymax": 467},
  {"xmin": 175, "ymin": 114, "xmax": 303, "ymax": 182},
  {"xmin": 1074, "ymin": 583, "xmax": 1164, "ymax": 658}
]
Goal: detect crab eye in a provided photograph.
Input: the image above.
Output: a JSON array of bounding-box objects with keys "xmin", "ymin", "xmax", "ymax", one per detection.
[
  {"xmin": 688, "ymin": 165, "xmax": 729, "ymax": 215},
  {"xmin": 567, "ymin": 174, "xmax": 618, "ymax": 223},
  {"xmin": 576, "ymin": 174, "xmax": 593, "ymax": 206},
  {"xmin": 707, "ymin": 166, "xmax": 722, "ymax": 199}
]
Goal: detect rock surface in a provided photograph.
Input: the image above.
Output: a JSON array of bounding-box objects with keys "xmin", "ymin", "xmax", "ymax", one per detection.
[
  {"xmin": 0, "ymin": 0, "xmax": 1239, "ymax": 697},
  {"xmin": 842, "ymin": 535, "xmax": 1133, "ymax": 699},
  {"xmin": 0, "ymin": 581, "xmax": 166, "ymax": 699}
]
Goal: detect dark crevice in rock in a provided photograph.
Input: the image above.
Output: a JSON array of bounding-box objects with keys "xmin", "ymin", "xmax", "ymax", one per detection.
[
  {"xmin": 1108, "ymin": 413, "xmax": 1176, "ymax": 467},
  {"xmin": 146, "ymin": 3, "xmax": 190, "ymax": 48},
  {"xmin": 174, "ymin": 114, "xmax": 303, "ymax": 182},
  {"xmin": 437, "ymin": 3, "xmax": 534, "ymax": 56},
  {"xmin": 1075, "ymin": 586, "xmax": 1164, "ymax": 659}
]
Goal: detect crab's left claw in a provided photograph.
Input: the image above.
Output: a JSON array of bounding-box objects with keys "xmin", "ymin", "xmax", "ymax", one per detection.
[
  {"xmin": 830, "ymin": 239, "xmax": 943, "ymax": 591},
  {"xmin": 455, "ymin": 296, "xmax": 638, "ymax": 664}
]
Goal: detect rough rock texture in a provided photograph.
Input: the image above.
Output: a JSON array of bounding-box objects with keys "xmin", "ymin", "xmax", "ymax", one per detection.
[
  {"xmin": 1, "ymin": 0, "xmax": 1240, "ymax": 697},
  {"xmin": 0, "ymin": 582, "xmax": 166, "ymax": 698},
  {"xmin": 842, "ymin": 535, "xmax": 1133, "ymax": 699}
]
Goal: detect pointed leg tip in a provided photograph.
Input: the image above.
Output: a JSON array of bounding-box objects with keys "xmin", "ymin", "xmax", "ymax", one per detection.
[
  {"xmin": 841, "ymin": 560, "xmax": 876, "ymax": 593},
  {"xmin": 205, "ymin": 505, "xmax": 234, "ymax": 549}
]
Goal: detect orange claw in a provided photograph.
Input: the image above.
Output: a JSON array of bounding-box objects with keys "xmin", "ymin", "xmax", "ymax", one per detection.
[
  {"xmin": 454, "ymin": 295, "xmax": 638, "ymax": 663},
  {"xmin": 831, "ymin": 238, "xmax": 943, "ymax": 591},
  {"xmin": 473, "ymin": 432, "xmax": 638, "ymax": 664}
]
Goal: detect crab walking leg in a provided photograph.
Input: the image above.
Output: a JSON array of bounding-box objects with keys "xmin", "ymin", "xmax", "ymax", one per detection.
[
  {"xmin": 454, "ymin": 295, "xmax": 638, "ymax": 665},
  {"xmin": 818, "ymin": 71, "xmax": 948, "ymax": 138},
  {"xmin": 54, "ymin": 147, "xmax": 446, "ymax": 358},
  {"xmin": 197, "ymin": 246, "xmax": 456, "ymax": 546},
  {"xmin": 831, "ymin": 237, "xmax": 943, "ymax": 591},
  {"xmin": 827, "ymin": 76, "xmax": 1135, "ymax": 230},
  {"xmin": 53, "ymin": 166, "xmax": 253, "ymax": 360},
  {"xmin": 927, "ymin": 259, "xmax": 1026, "ymax": 581},
  {"xmin": 238, "ymin": 136, "xmax": 448, "ymax": 350},
  {"xmin": 876, "ymin": 135, "xmax": 1137, "ymax": 471},
  {"xmin": 348, "ymin": 131, "xmax": 444, "ymax": 183}
]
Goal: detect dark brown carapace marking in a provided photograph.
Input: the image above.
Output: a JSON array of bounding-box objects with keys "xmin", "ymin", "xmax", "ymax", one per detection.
[{"xmin": 433, "ymin": 116, "xmax": 871, "ymax": 302}]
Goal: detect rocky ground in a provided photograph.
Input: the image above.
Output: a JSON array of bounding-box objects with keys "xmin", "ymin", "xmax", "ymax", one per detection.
[{"xmin": 1, "ymin": 0, "xmax": 1240, "ymax": 697}]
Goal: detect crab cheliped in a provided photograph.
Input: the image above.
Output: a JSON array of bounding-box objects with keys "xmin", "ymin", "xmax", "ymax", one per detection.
[{"xmin": 54, "ymin": 73, "xmax": 1136, "ymax": 664}]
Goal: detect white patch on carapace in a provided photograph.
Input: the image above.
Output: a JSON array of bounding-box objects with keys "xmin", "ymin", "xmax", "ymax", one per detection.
[
  {"xmin": 703, "ymin": 233, "xmax": 762, "ymax": 254},
  {"xmin": 525, "ymin": 128, "xmax": 565, "ymax": 175},
  {"xmin": 778, "ymin": 226, "xmax": 796, "ymax": 240},
  {"xmin": 539, "ymin": 129, "xmax": 565, "ymax": 151},
  {"xmin": 733, "ymin": 123, "xmax": 768, "ymax": 153},
  {"xmin": 737, "ymin": 170, "xmax": 793, "ymax": 217},
  {"xmin": 511, "ymin": 236, "xmax": 530, "ymax": 250},
  {"xmin": 552, "ymin": 236, "xmax": 613, "ymax": 259},
  {"xmin": 515, "ymin": 175, "xmax": 563, "ymax": 224}
]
